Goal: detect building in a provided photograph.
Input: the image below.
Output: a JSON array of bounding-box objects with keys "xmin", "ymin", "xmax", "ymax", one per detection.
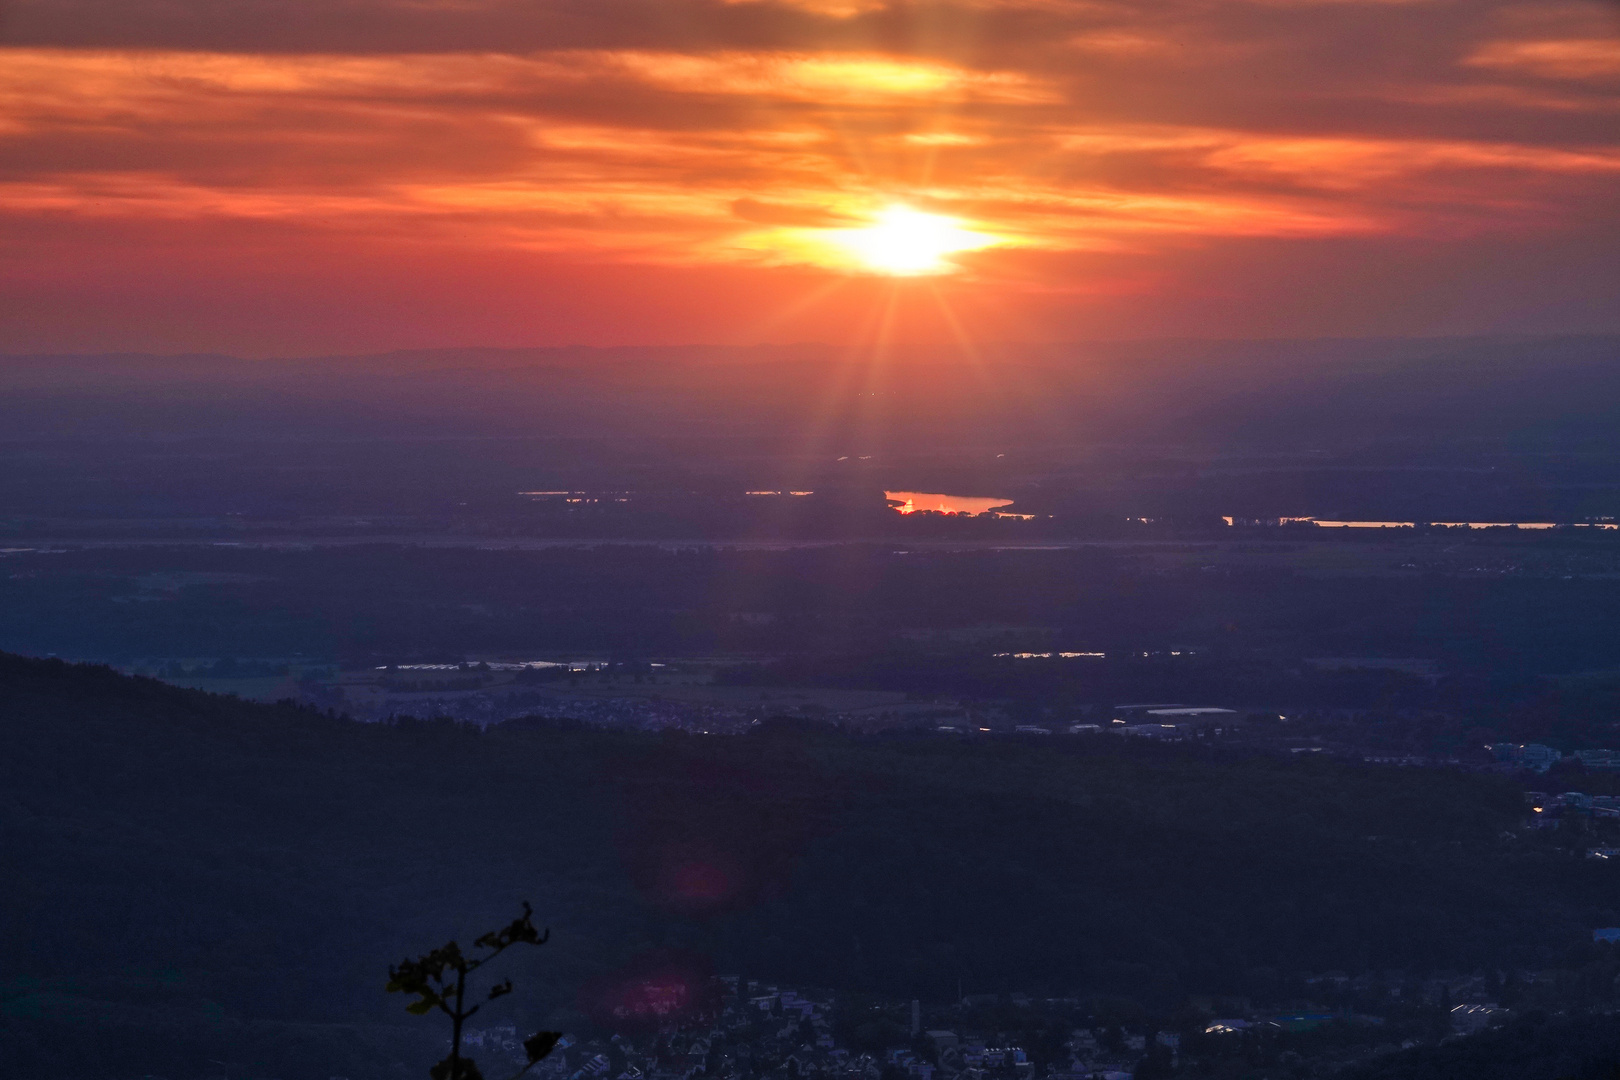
[
  {"xmin": 1493, "ymin": 744, "xmax": 1563, "ymax": 771},
  {"xmin": 1450, "ymin": 1004, "xmax": 1508, "ymax": 1034},
  {"xmin": 1144, "ymin": 707, "xmax": 1237, "ymax": 722},
  {"xmin": 1521, "ymin": 744, "xmax": 1563, "ymax": 772}
]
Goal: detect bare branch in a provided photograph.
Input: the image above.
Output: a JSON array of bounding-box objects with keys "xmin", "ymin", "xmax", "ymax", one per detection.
[{"xmin": 386, "ymin": 904, "xmax": 554, "ymax": 1080}]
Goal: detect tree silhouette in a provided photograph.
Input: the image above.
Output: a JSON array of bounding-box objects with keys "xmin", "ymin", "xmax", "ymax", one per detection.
[{"xmin": 387, "ymin": 902, "xmax": 563, "ymax": 1080}]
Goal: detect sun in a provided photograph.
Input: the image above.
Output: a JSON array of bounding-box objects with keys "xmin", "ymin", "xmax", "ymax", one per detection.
[{"xmin": 835, "ymin": 205, "xmax": 996, "ymax": 275}]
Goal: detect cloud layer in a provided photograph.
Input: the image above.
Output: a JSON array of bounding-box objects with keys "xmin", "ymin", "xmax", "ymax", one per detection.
[{"xmin": 1, "ymin": 0, "xmax": 1617, "ymax": 351}]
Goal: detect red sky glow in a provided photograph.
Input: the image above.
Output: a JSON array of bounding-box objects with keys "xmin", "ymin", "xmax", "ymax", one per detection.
[{"xmin": 1, "ymin": 0, "xmax": 1617, "ymax": 353}]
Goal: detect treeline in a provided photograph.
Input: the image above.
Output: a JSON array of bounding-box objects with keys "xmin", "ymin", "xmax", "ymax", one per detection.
[
  {"xmin": 9, "ymin": 544, "xmax": 1620, "ymax": 680},
  {"xmin": 717, "ymin": 648, "xmax": 1620, "ymax": 746},
  {"xmin": 717, "ymin": 650, "xmax": 1445, "ymax": 710}
]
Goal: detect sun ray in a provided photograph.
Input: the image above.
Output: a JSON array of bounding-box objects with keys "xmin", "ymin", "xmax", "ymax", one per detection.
[{"xmin": 831, "ymin": 205, "xmax": 998, "ymax": 276}]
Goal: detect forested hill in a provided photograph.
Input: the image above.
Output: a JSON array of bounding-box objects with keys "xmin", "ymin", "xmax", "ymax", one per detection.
[{"xmin": 3, "ymin": 652, "xmax": 1616, "ymax": 1078}]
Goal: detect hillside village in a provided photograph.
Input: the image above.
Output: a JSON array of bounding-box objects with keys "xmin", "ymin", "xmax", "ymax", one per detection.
[{"xmin": 454, "ymin": 962, "xmax": 1620, "ymax": 1080}]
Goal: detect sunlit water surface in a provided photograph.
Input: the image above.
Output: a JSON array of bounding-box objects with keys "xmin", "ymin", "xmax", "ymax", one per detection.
[{"xmin": 886, "ymin": 491, "xmax": 1014, "ymax": 515}]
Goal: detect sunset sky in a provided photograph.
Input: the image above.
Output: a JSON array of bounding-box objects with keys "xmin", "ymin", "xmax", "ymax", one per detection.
[{"xmin": 2, "ymin": 0, "xmax": 1617, "ymax": 354}]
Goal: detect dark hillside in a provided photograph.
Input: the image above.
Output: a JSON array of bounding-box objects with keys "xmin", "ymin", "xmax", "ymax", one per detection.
[
  {"xmin": 1337, "ymin": 1011, "xmax": 1620, "ymax": 1080},
  {"xmin": 3, "ymin": 653, "xmax": 1615, "ymax": 1077}
]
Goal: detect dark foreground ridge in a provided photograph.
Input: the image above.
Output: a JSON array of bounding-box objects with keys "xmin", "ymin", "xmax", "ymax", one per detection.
[{"xmin": 5, "ymin": 652, "xmax": 1620, "ymax": 1078}]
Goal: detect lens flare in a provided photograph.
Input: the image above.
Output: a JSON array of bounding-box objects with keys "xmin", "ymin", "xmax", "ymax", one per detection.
[{"xmin": 834, "ymin": 205, "xmax": 997, "ymax": 275}]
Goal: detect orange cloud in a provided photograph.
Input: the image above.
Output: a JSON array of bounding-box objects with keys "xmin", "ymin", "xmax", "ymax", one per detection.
[
  {"xmin": 719, "ymin": 0, "xmax": 888, "ymax": 17},
  {"xmin": 1466, "ymin": 38, "xmax": 1620, "ymax": 81},
  {"xmin": 3, "ymin": 44, "xmax": 1611, "ymax": 271},
  {"xmin": 0, "ymin": 0, "xmax": 1617, "ymax": 349}
]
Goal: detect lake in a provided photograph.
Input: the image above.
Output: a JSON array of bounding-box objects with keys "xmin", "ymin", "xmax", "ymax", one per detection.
[{"xmin": 887, "ymin": 491, "xmax": 1015, "ymax": 515}]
